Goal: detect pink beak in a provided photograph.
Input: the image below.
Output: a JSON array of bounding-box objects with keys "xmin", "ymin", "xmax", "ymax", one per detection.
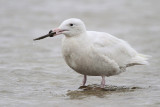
[
  {"xmin": 52, "ymin": 28, "xmax": 69, "ymax": 35},
  {"xmin": 53, "ymin": 28, "xmax": 62, "ymax": 35}
]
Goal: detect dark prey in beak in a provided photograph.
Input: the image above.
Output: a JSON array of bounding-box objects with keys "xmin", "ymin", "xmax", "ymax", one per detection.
[{"xmin": 33, "ymin": 30, "xmax": 56, "ymax": 41}]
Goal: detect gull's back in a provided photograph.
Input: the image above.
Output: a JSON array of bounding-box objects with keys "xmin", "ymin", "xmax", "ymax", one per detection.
[{"xmin": 87, "ymin": 31, "xmax": 149, "ymax": 67}]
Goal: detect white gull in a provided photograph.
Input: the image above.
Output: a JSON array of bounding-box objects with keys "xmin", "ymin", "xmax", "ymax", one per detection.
[{"xmin": 51, "ymin": 18, "xmax": 150, "ymax": 88}]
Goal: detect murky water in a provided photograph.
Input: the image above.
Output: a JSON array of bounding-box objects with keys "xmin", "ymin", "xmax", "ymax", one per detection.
[{"xmin": 0, "ymin": 0, "xmax": 160, "ymax": 106}]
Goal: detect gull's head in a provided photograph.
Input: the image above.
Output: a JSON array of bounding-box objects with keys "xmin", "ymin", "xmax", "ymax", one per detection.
[{"xmin": 52, "ymin": 18, "xmax": 86, "ymax": 37}]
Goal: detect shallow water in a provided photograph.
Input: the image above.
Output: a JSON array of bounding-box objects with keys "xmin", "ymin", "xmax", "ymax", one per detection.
[{"xmin": 0, "ymin": 0, "xmax": 160, "ymax": 107}]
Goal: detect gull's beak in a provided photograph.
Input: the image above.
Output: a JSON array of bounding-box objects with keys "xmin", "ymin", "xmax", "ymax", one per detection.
[
  {"xmin": 53, "ymin": 28, "xmax": 69, "ymax": 35},
  {"xmin": 53, "ymin": 28, "xmax": 62, "ymax": 35},
  {"xmin": 33, "ymin": 28, "xmax": 67, "ymax": 41},
  {"xmin": 33, "ymin": 30, "xmax": 56, "ymax": 41}
]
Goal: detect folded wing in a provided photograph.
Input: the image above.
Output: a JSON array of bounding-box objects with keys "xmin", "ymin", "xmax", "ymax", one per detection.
[{"xmin": 89, "ymin": 32, "xmax": 149, "ymax": 68}]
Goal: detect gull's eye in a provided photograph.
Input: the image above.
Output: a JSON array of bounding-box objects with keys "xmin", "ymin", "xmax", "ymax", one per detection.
[{"xmin": 69, "ymin": 23, "xmax": 73, "ymax": 26}]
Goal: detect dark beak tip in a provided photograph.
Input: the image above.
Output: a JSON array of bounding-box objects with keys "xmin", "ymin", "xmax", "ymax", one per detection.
[
  {"xmin": 33, "ymin": 30, "xmax": 56, "ymax": 41},
  {"xmin": 49, "ymin": 30, "xmax": 53, "ymax": 34}
]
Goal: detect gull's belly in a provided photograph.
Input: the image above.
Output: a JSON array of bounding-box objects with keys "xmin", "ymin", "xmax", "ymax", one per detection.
[
  {"xmin": 63, "ymin": 52, "xmax": 97, "ymax": 75},
  {"xmin": 63, "ymin": 49, "xmax": 120, "ymax": 76},
  {"xmin": 62, "ymin": 37, "xmax": 120, "ymax": 76}
]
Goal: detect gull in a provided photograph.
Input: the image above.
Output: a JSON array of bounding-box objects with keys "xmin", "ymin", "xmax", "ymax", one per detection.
[{"xmin": 35, "ymin": 18, "xmax": 150, "ymax": 88}]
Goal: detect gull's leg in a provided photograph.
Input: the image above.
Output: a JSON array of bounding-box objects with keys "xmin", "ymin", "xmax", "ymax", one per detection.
[
  {"xmin": 82, "ymin": 75, "xmax": 87, "ymax": 86},
  {"xmin": 101, "ymin": 76, "xmax": 105, "ymax": 88}
]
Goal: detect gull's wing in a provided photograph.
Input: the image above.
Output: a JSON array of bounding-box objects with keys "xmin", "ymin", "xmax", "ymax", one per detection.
[{"xmin": 88, "ymin": 31, "xmax": 137, "ymax": 67}]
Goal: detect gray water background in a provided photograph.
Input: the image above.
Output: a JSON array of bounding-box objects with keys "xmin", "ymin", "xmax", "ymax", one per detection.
[{"xmin": 0, "ymin": 0, "xmax": 160, "ymax": 107}]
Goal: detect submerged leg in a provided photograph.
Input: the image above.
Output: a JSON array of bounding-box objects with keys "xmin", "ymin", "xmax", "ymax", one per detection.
[
  {"xmin": 82, "ymin": 75, "xmax": 87, "ymax": 86},
  {"xmin": 101, "ymin": 76, "xmax": 105, "ymax": 88}
]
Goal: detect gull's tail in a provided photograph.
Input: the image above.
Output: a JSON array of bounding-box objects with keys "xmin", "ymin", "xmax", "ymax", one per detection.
[{"xmin": 127, "ymin": 54, "xmax": 151, "ymax": 67}]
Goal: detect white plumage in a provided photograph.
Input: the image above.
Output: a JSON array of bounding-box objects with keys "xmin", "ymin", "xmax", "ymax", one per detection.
[{"xmin": 52, "ymin": 18, "xmax": 150, "ymax": 88}]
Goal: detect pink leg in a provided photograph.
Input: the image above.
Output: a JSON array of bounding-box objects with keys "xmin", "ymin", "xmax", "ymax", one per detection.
[
  {"xmin": 82, "ymin": 75, "xmax": 87, "ymax": 86},
  {"xmin": 101, "ymin": 76, "xmax": 105, "ymax": 88}
]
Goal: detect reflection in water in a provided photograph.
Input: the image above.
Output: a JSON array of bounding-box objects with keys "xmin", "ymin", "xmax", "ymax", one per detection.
[{"xmin": 67, "ymin": 84, "xmax": 141, "ymax": 99}]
